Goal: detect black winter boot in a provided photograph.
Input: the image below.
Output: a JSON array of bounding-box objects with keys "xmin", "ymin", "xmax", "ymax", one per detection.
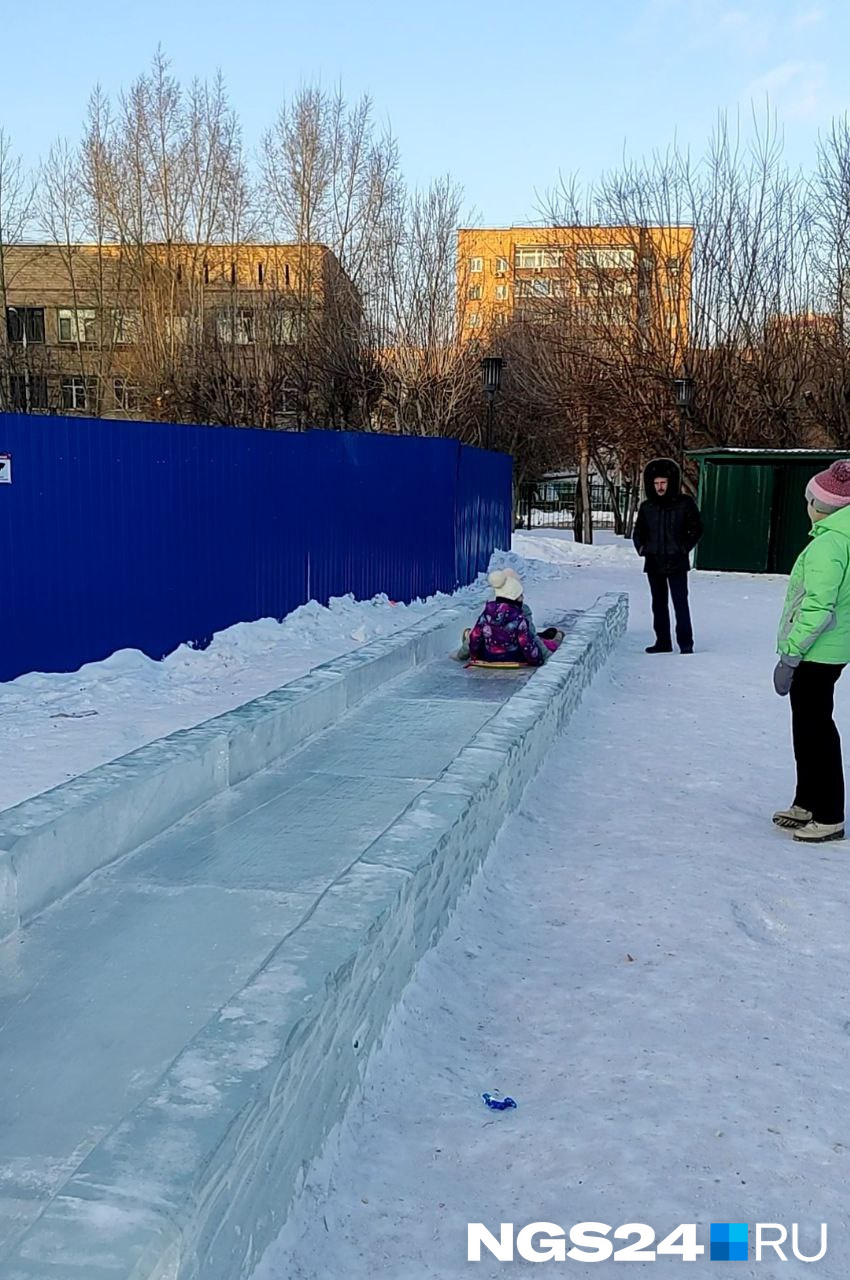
[{"xmin": 645, "ymin": 643, "xmax": 673, "ymax": 654}]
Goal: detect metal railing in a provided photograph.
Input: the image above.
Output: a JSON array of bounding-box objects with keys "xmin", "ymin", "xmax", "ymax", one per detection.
[{"xmin": 516, "ymin": 478, "xmax": 635, "ymax": 532}]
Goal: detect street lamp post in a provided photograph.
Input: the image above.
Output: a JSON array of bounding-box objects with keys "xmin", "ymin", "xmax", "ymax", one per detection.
[
  {"xmin": 673, "ymin": 375, "xmax": 694, "ymax": 467},
  {"xmin": 480, "ymin": 355, "xmax": 504, "ymax": 450}
]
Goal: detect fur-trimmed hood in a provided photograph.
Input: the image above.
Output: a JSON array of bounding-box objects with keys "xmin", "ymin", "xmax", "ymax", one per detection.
[{"xmin": 643, "ymin": 457, "xmax": 681, "ymax": 501}]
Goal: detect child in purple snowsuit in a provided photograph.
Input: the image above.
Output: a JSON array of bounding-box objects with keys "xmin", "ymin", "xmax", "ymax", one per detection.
[{"xmin": 467, "ymin": 570, "xmax": 551, "ymax": 666}]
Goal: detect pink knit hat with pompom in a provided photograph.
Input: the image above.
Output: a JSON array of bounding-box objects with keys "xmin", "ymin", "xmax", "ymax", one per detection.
[{"xmin": 806, "ymin": 460, "xmax": 850, "ymax": 512}]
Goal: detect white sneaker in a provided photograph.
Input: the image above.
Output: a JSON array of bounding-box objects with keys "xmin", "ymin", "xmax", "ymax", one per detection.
[
  {"xmin": 792, "ymin": 821, "xmax": 845, "ymax": 843},
  {"xmin": 772, "ymin": 805, "xmax": 812, "ymax": 829}
]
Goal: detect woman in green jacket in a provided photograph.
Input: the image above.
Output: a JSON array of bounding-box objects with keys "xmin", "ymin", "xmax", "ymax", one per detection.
[{"xmin": 774, "ymin": 459, "xmax": 850, "ymax": 842}]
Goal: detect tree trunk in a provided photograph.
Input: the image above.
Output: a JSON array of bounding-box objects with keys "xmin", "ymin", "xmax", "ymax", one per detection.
[
  {"xmin": 578, "ymin": 423, "xmax": 593, "ymax": 544},
  {"xmin": 572, "ymin": 480, "xmax": 584, "ymax": 542}
]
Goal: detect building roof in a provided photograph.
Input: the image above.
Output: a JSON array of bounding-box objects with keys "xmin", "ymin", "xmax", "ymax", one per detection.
[
  {"xmin": 458, "ymin": 223, "xmax": 694, "ymax": 233},
  {"xmin": 688, "ymin": 447, "xmax": 847, "ymax": 462},
  {"xmin": 12, "ymin": 240, "xmax": 325, "ymax": 250}
]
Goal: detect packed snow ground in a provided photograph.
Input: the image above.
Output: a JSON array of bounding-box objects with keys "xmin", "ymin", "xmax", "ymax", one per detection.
[{"xmin": 255, "ymin": 532, "xmax": 850, "ymax": 1280}]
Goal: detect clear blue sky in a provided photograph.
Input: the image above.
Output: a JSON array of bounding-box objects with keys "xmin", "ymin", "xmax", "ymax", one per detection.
[{"xmin": 3, "ymin": 0, "xmax": 848, "ymax": 224}]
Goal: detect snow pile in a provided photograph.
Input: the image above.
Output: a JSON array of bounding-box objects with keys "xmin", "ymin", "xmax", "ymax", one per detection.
[
  {"xmin": 513, "ymin": 527, "xmax": 638, "ymax": 568},
  {"xmin": 0, "ymin": 588, "xmax": 483, "ymax": 813}
]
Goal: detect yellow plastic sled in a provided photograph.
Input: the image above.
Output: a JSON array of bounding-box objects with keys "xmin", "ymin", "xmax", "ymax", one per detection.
[{"xmin": 465, "ymin": 659, "xmax": 527, "ymax": 669}]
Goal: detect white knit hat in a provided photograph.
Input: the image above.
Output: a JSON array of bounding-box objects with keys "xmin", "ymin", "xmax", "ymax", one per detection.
[{"xmin": 488, "ymin": 569, "xmax": 523, "ymax": 601}]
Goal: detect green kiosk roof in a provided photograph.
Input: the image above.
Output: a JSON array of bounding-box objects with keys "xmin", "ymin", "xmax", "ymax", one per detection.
[{"xmin": 688, "ymin": 447, "xmax": 846, "ymax": 463}]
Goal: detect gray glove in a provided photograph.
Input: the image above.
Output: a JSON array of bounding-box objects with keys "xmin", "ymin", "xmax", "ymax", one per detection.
[{"xmin": 773, "ymin": 654, "xmax": 801, "ymax": 696}]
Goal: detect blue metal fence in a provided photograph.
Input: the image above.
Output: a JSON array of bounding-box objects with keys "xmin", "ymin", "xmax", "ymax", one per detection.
[{"xmin": 0, "ymin": 414, "xmax": 512, "ymax": 682}]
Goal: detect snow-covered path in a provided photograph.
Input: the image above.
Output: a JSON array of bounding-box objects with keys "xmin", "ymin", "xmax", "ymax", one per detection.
[{"xmin": 258, "ymin": 537, "xmax": 850, "ymax": 1279}]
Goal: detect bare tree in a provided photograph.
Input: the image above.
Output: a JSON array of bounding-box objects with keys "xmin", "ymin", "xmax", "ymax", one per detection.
[
  {"xmin": 17, "ymin": 59, "xmax": 850, "ymax": 476},
  {"xmin": 260, "ymin": 86, "xmax": 400, "ymax": 428},
  {"xmin": 0, "ymin": 129, "xmax": 37, "ymax": 412}
]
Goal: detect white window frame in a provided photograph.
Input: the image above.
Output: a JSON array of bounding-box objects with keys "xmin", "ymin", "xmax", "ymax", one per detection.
[
  {"xmin": 112, "ymin": 309, "xmax": 141, "ymax": 344},
  {"xmin": 495, "ymin": 257, "xmax": 509, "ymax": 273},
  {"xmin": 113, "ymin": 378, "xmax": 142, "ymax": 411},
  {"xmin": 469, "ymin": 257, "xmax": 484, "ymax": 274},
  {"xmin": 466, "ymin": 312, "xmax": 482, "ymax": 328},
  {"xmin": 61, "ymin": 375, "xmax": 96, "ymax": 411},
  {"xmin": 576, "ymin": 247, "xmax": 636, "ymax": 271},
  {"xmin": 517, "ymin": 278, "xmax": 552, "ymax": 298},
  {"xmin": 468, "ymin": 284, "xmax": 483, "ymax": 301},
  {"xmin": 578, "ymin": 276, "xmax": 633, "ymax": 298},
  {"xmin": 515, "ymin": 247, "xmax": 566, "ymax": 269},
  {"xmin": 217, "ymin": 308, "xmax": 255, "ymax": 345},
  {"xmin": 270, "ymin": 309, "xmax": 301, "ymax": 345},
  {"xmin": 58, "ymin": 308, "xmax": 97, "ymax": 344},
  {"xmin": 495, "ymin": 283, "xmax": 509, "ymax": 301},
  {"xmin": 165, "ymin": 314, "xmax": 190, "ymax": 344},
  {"xmin": 278, "ymin": 387, "xmax": 298, "ymax": 415}
]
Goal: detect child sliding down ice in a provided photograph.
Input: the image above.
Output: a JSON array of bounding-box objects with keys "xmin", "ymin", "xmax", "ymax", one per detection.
[{"xmin": 461, "ymin": 570, "xmax": 562, "ymax": 666}]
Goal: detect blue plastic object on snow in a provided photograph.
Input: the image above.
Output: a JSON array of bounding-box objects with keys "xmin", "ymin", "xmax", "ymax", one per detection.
[{"xmin": 482, "ymin": 1093, "xmax": 517, "ymax": 1111}]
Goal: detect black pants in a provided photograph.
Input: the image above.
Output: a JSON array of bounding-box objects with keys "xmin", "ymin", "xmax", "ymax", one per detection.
[
  {"xmin": 647, "ymin": 569, "xmax": 693, "ymax": 650},
  {"xmin": 790, "ymin": 662, "xmax": 845, "ymax": 824}
]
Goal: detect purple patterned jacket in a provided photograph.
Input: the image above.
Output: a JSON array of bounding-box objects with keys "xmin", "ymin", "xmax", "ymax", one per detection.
[{"xmin": 468, "ymin": 600, "xmax": 546, "ymax": 666}]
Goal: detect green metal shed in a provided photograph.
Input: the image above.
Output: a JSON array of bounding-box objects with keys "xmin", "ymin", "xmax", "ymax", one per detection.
[{"xmin": 691, "ymin": 448, "xmax": 849, "ymax": 575}]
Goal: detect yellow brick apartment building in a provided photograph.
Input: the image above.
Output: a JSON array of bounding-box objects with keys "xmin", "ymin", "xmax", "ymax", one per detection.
[{"xmin": 457, "ymin": 224, "xmax": 693, "ymax": 344}]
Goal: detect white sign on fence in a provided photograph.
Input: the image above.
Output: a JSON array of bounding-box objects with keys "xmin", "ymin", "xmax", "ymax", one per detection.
[{"xmin": 0, "ymin": 453, "xmax": 11, "ymax": 484}]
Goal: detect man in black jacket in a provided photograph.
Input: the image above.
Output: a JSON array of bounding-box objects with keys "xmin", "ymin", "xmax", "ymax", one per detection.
[{"xmin": 633, "ymin": 458, "xmax": 704, "ymax": 654}]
